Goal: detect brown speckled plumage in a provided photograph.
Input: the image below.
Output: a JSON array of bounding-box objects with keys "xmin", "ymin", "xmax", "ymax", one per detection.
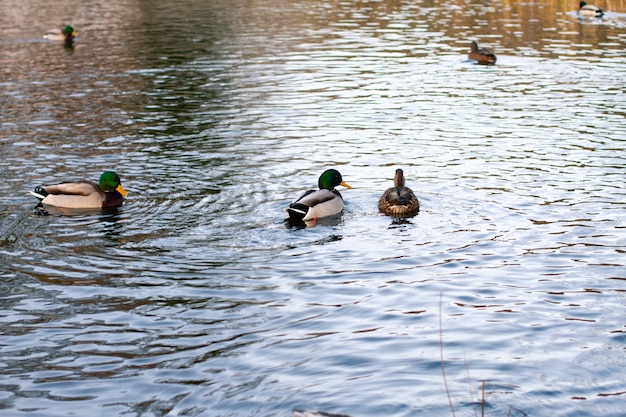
[{"xmin": 378, "ymin": 169, "xmax": 419, "ymax": 217}]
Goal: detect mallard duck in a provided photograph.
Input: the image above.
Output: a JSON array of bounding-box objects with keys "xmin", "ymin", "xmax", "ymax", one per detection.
[
  {"xmin": 578, "ymin": 1, "xmax": 604, "ymax": 17},
  {"xmin": 468, "ymin": 40, "xmax": 497, "ymax": 65},
  {"xmin": 286, "ymin": 169, "xmax": 352, "ymax": 221},
  {"xmin": 30, "ymin": 171, "xmax": 127, "ymax": 209},
  {"xmin": 43, "ymin": 25, "xmax": 77, "ymax": 43},
  {"xmin": 378, "ymin": 168, "xmax": 419, "ymax": 217}
]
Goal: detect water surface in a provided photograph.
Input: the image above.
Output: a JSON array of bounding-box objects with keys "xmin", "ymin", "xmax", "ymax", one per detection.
[{"xmin": 1, "ymin": 1, "xmax": 625, "ymax": 416}]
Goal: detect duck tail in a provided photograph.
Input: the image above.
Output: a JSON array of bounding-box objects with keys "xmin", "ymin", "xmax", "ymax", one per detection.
[
  {"xmin": 30, "ymin": 187, "xmax": 49, "ymax": 201},
  {"xmin": 286, "ymin": 203, "xmax": 308, "ymax": 220}
]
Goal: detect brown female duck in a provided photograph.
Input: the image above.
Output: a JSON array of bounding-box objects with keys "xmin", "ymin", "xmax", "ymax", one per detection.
[
  {"xmin": 469, "ymin": 40, "xmax": 497, "ymax": 65},
  {"xmin": 378, "ymin": 168, "xmax": 419, "ymax": 217}
]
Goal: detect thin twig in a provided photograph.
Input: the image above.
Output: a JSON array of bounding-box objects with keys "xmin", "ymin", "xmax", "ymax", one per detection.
[
  {"xmin": 439, "ymin": 290, "xmax": 456, "ymax": 417},
  {"xmin": 481, "ymin": 380, "xmax": 485, "ymax": 417}
]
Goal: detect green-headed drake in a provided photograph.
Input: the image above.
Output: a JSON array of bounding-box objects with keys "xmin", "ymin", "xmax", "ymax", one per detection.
[
  {"xmin": 44, "ymin": 25, "xmax": 77, "ymax": 43},
  {"xmin": 287, "ymin": 169, "xmax": 351, "ymax": 221},
  {"xmin": 31, "ymin": 171, "xmax": 127, "ymax": 209},
  {"xmin": 379, "ymin": 168, "xmax": 419, "ymax": 217},
  {"xmin": 469, "ymin": 40, "xmax": 497, "ymax": 65},
  {"xmin": 578, "ymin": 1, "xmax": 604, "ymax": 18}
]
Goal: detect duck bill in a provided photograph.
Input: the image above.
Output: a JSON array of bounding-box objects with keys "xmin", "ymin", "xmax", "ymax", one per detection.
[
  {"xmin": 116, "ymin": 184, "xmax": 128, "ymax": 197},
  {"xmin": 340, "ymin": 181, "xmax": 352, "ymax": 189}
]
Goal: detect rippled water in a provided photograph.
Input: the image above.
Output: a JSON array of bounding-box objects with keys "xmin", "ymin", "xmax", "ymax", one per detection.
[{"xmin": 1, "ymin": 0, "xmax": 626, "ymax": 416}]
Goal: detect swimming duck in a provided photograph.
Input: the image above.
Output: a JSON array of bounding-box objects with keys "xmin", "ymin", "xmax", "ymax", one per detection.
[
  {"xmin": 468, "ymin": 40, "xmax": 497, "ymax": 65},
  {"xmin": 578, "ymin": 1, "xmax": 604, "ymax": 17},
  {"xmin": 30, "ymin": 171, "xmax": 127, "ymax": 209},
  {"xmin": 286, "ymin": 169, "xmax": 351, "ymax": 221},
  {"xmin": 378, "ymin": 168, "xmax": 419, "ymax": 217},
  {"xmin": 43, "ymin": 25, "xmax": 77, "ymax": 43}
]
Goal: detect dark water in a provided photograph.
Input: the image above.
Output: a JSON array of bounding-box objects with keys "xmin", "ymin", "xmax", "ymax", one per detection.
[{"xmin": 1, "ymin": 0, "xmax": 626, "ymax": 416}]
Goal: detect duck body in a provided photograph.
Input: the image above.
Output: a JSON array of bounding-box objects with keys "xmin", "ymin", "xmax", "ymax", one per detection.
[
  {"xmin": 578, "ymin": 1, "xmax": 604, "ymax": 17},
  {"xmin": 287, "ymin": 169, "xmax": 351, "ymax": 222},
  {"xmin": 379, "ymin": 169, "xmax": 419, "ymax": 217},
  {"xmin": 44, "ymin": 25, "xmax": 77, "ymax": 43},
  {"xmin": 469, "ymin": 40, "xmax": 497, "ymax": 65},
  {"xmin": 31, "ymin": 171, "xmax": 127, "ymax": 209}
]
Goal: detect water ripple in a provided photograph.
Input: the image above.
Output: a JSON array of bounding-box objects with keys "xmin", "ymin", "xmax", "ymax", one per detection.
[{"xmin": 1, "ymin": 0, "xmax": 626, "ymax": 416}]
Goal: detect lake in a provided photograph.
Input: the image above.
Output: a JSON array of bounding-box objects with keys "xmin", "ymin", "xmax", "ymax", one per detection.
[{"xmin": 1, "ymin": 0, "xmax": 625, "ymax": 416}]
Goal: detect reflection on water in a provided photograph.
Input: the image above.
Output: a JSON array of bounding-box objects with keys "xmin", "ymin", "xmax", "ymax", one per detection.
[{"xmin": 1, "ymin": 0, "xmax": 625, "ymax": 416}]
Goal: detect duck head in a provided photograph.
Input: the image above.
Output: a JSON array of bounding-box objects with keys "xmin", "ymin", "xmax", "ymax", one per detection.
[
  {"xmin": 318, "ymin": 169, "xmax": 351, "ymax": 190},
  {"xmin": 99, "ymin": 171, "xmax": 127, "ymax": 196}
]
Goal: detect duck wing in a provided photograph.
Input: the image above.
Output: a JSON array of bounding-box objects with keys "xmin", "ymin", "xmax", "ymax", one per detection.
[
  {"xmin": 382, "ymin": 186, "xmax": 414, "ymax": 205},
  {"xmin": 44, "ymin": 28, "xmax": 62, "ymax": 36},
  {"xmin": 43, "ymin": 29, "xmax": 65, "ymax": 41},
  {"xmin": 43, "ymin": 181, "xmax": 101, "ymax": 196},
  {"xmin": 293, "ymin": 189, "xmax": 337, "ymax": 206}
]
